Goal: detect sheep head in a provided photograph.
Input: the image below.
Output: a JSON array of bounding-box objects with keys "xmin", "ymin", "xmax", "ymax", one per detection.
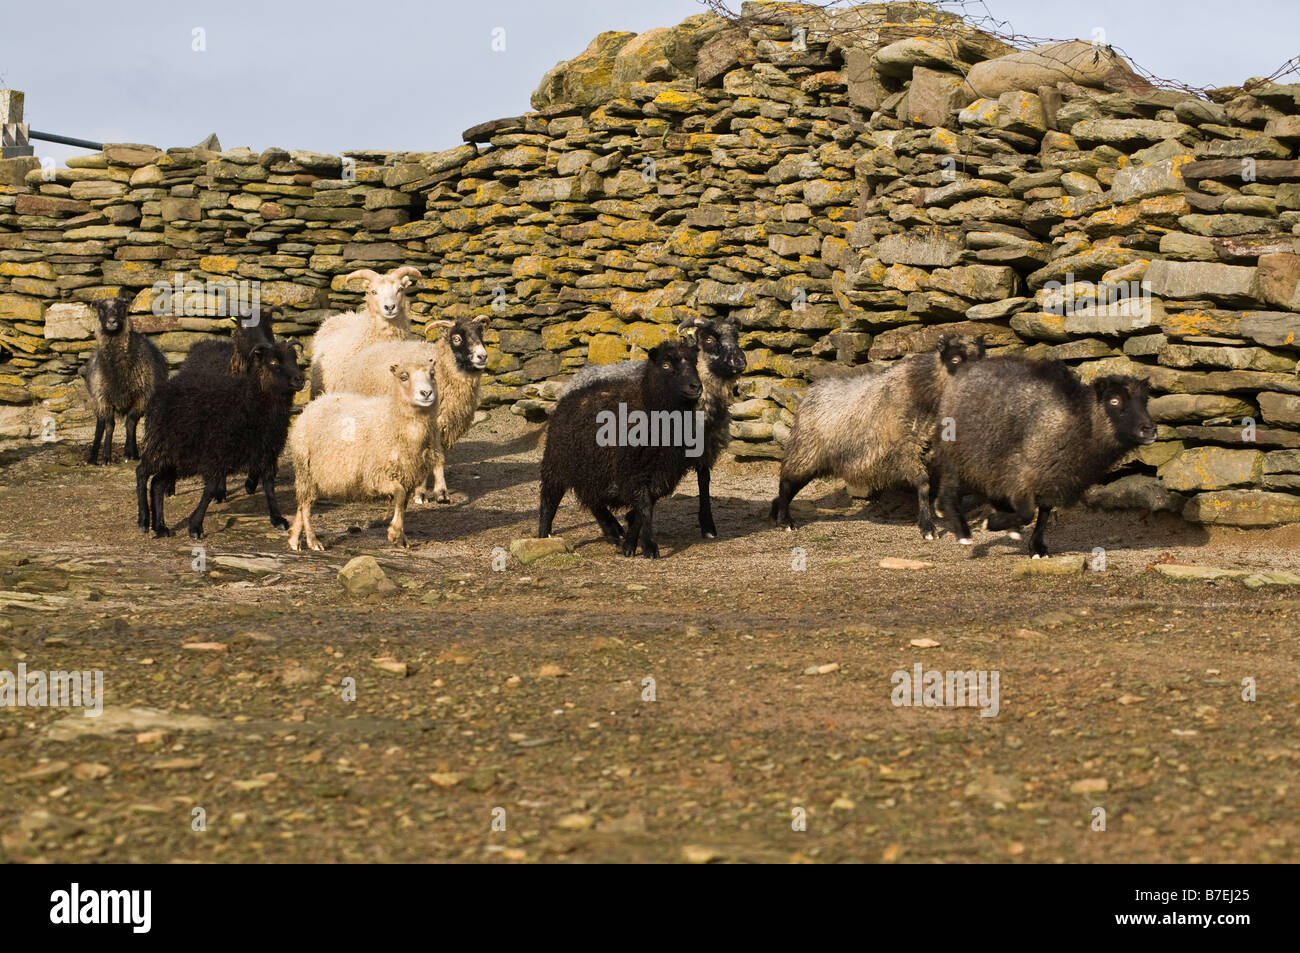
[
  {"xmin": 677, "ymin": 316, "xmax": 746, "ymax": 380},
  {"xmin": 389, "ymin": 359, "xmax": 438, "ymax": 409},
  {"xmin": 95, "ymin": 296, "xmax": 130, "ymax": 335},
  {"xmin": 430, "ymin": 316, "xmax": 490, "ymax": 372},
  {"xmin": 346, "ymin": 267, "xmax": 421, "ymax": 325}
]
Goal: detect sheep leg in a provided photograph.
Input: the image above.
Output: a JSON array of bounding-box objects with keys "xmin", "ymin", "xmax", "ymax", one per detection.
[
  {"xmin": 537, "ymin": 479, "xmax": 565, "ymax": 539},
  {"xmin": 985, "ymin": 503, "xmax": 1027, "ymax": 539},
  {"xmin": 387, "ymin": 487, "xmax": 410, "ymax": 547},
  {"xmin": 212, "ymin": 477, "xmax": 228, "ymax": 504},
  {"xmin": 136, "ymin": 463, "xmax": 151, "ymax": 532},
  {"xmin": 937, "ymin": 480, "xmax": 972, "ymax": 546},
  {"xmin": 428, "ymin": 456, "xmax": 451, "ymax": 504},
  {"xmin": 591, "ymin": 505, "xmax": 624, "ymax": 544},
  {"xmin": 1029, "ymin": 506, "xmax": 1052, "ymax": 559},
  {"xmin": 260, "ymin": 471, "xmax": 288, "ymax": 531},
  {"xmin": 99, "ymin": 415, "xmax": 116, "ymax": 465},
  {"xmin": 150, "ymin": 473, "xmax": 172, "ymax": 538},
  {"xmin": 621, "ymin": 506, "xmax": 644, "ymax": 557},
  {"xmin": 914, "ymin": 477, "xmax": 938, "ymax": 541},
  {"xmin": 289, "ymin": 497, "xmax": 323, "ymax": 552},
  {"xmin": 770, "ymin": 475, "xmax": 811, "ymax": 531},
  {"xmin": 696, "ymin": 464, "xmax": 717, "ymax": 539},
  {"xmin": 634, "ymin": 494, "xmax": 659, "ymax": 559},
  {"xmin": 122, "ymin": 412, "xmax": 142, "ymax": 461},
  {"xmin": 87, "ymin": 418, "xmax": 106, "ymax": 464},
  {"xmin": 245, "ymin": 469, "xmax": 260, "ymax": 495},
  {"xmin": 185, "ymin": 476, "xmax": 220, "ymax": 539}
]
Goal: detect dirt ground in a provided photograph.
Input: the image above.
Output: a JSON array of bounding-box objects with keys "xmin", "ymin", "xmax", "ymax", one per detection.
[{"xmin": 0, "ymin": 406, "xmax": 1297, "ymax": 864}]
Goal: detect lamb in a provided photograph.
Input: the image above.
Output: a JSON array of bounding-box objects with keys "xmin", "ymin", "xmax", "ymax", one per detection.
[
  {"xmin": 932, "ymin": 356, "xmax": 1156, "ymax": 557},
  {"xmin": 136, "ymin": 342, "xmax": 305, "ymax": 539},
  {"xmin": 770, "ymin": 333, "xmax": 986, "ymax": 538},
  {"xmin": 331, "ymin": 315, "xmax": 489, "ymax": 504},
  {"xmin": 287, "ymin": 358, "xmax": 440, "ymax": 551},
  {"xmin": 568, "ymin": 316, "xmax": 747, "ymax": 538},
  {"xmin": 80, "ymin": 297, "xmax": 168, "ymax": 465},
  {"xmin": 308, "ymin": 266, "xmax": 421, "ymax": 397},
  {"xmin": 539, "ymin": 341, "xmax": 703, "ymax": 558}
]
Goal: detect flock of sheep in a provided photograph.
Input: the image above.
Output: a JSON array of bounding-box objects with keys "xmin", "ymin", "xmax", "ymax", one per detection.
[{"xmin": 75, "ymin": 264, "xmax": 1157, "ymax": 559}]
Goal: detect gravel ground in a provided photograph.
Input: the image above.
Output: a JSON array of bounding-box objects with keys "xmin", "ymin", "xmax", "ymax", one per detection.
[{"xmin": 1, "ymin": 408, "xmax": 1297, "ymax": 863}]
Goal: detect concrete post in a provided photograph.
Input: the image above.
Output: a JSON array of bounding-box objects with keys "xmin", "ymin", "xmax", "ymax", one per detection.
[{"xmin": 1, "ymin": 89, "xmax": 35, "ymax": 158}]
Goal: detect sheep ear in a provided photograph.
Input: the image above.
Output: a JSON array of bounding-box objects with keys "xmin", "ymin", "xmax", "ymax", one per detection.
[
  {"xmin": 344, "ymin": 269, "xmax": 380, "ymax": 287},
  {"xmin": 389, "ymin": 363, "xmax": 401, "ymax": 377}
]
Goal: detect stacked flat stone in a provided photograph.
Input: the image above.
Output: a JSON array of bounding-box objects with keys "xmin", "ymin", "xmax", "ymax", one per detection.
[{"xmin": 1, "ymin": 0, "xmax": 1299, "ymax": 524}]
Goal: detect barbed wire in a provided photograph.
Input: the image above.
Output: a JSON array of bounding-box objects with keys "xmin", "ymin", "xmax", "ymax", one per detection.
[{"xmin": 702, "ymin": 0, "xmax": 1300, "ymax": 97}]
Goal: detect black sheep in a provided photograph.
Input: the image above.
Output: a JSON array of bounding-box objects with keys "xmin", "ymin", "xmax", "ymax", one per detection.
[
  {"xmin": 135, "ymin": 342, "xmax": 305, "ymax": 539},
  {"xmin": 566, "ymin": 316, "xmax": 748, "ymax": 537},
  {"xmin": 174, "ymin": 310, "xmax": 295, "ymax": 502},
  {"xmin": 80, "ymin": 297, "xmax": 168, "ymax": 465},
  {"xmin": 932, "ymin": 356, "xmax": 1156, "ymax": 557},
  {"xmin": 538, "ymin": 341, "xmax": 703, "ymax": 558}
]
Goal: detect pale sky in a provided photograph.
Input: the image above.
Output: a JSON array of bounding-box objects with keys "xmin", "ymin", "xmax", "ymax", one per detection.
[{"xmin": 3, "ymin": 0, "xmax": 1298, "ymax": 166}]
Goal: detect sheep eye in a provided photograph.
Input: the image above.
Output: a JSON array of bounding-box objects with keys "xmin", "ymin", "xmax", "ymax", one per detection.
[
  {"xmin": 400, "ymin": 373, "xmax": 409, "ymax": 381},
  {"xmin": 1109, "ymin": 396, "xmax": 1121, "ymax": 406},
  {"xmin": 662, "ymin": 363, "xmax": 672, "ymax": 371},
  {"xmin": 453, "ymin": 335, "xmax": 462, "ymax": 344},
  {"xmin": 705, "ymin": 336, "xmax": 716, "ymax": 345}
]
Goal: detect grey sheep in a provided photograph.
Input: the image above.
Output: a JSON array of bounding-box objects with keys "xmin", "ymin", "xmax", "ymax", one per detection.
[
  {"xmin": 80, "ymin": 297, "xmax": 168, "ymax": 465},
  {"xmin": 770, "ymin": 333, "xmax": 986, "ymax": 538},
  {"xmin": 932, "ymin": 356, "xmax": 1156, "ymax": 557}
]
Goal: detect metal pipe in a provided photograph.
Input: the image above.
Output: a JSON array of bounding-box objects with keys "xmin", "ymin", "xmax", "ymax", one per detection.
[{"xmin": 28, "ymin": 129, "xmax": 103, "ymax": 150}]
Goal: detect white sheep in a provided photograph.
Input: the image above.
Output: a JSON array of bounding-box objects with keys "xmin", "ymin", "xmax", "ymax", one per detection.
[
  {"xmin": 287, "ymin": 358, "xmax": 440, "ymax": 551},
  {"xmin": 308, "ymin": 266, "xmax": 421, "ymax": 397},
  {"xmin": 332, "ymin": 315, "xmax": 490, "ymax": 504}
]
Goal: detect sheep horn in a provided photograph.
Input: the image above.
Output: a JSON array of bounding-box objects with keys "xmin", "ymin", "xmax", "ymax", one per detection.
[
  {"xmin": 391, "ymin": 266, "xmax": 422, "ymax": 285},
  {"xmin": 472, "ymin": 315, "xmax": 490, "ymax": 327},
  {"xmin": 344, "ymin": 269, "xmax": 380, "ymax": 286}
]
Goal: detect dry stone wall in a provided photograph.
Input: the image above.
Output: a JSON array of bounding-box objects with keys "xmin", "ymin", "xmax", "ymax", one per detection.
[{"xmin": 3, "ymin": 1, "xmax": 1300, "ymax": 524}]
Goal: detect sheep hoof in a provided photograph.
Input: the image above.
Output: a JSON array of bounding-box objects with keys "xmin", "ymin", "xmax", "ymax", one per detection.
[
  {"xmin": 187, "ymin": 526, "xmax": 203, "ymax": 540},
  {"xmin": 388, "ymin": 528, "xmax": 409, "ymax": 547},
  {"xmin": 1031, "ymin": 553, "xmax": 1042, "ymax": 559},
  {"xmin": 642, "ymin": 546, "xmax": 660, "ymax": 559},
  {"xmin": 701, "ymin": 530, "xmax": 717, "ymax": 540},
  {"xmin": 958, "ymin": 537, "xmax": 972, "ymax": 546},
  {"xmin": 434, "ymin": 493, "xmax": 451, "ymax": 505},
  {"xmin": 154, "ymin": 527, "xmax": 173, "ymax": 539},
  {"xmin": 923, "ymin": 532, "xmax": 935, "ymax": 541},
  {"xmin": 269, "ymin": 516, "xmax": 289, "ymax": 531},
  {"xmin": 1008, "ymin": 531, "xmax": 1023, "ymax": 541}
]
